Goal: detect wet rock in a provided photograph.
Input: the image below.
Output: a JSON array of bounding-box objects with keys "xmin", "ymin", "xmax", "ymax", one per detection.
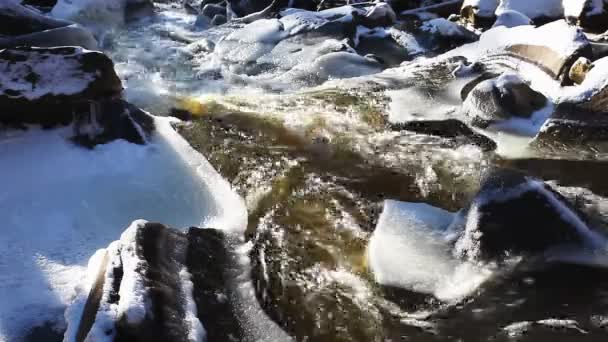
[
  {"xmin": 462, "ymin": 73, "xmax": 547, "ymax": 127},
  {"xmin": 0, "ymin": 1, "xmax": 97, "ymax": 49},
  {"xmin": 64, "ymin": 221, "xmax": 242, "ymax": 342},
  {"xmin": 202, "ymin": 3, "xmax": 225, "ymax": 19},
  {"xmin": 418, "ymin": 18, "xmax": 479, "ymax": 52},
  {"xmin": 211, "ymin": 14, "xmax": 227, "ymax": 26},
  {"xmin": 450, "ymin": 169, "xmax": 599, "ymax": 261},
  {"xmin": 391, "ymin": 119, "xmax": 497, "ymax": 151},
  {"xmin": 569, "ymin": 56, "xmax": 594, "ymax": 85}
]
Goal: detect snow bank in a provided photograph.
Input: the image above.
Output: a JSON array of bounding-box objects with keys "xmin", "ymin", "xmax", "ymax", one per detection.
[
  {"xmin": 496, "ymin": 0, "xmax": 564, "ymax": 19},
  {"xmin": 492, "ymin": 9, "xmax": 532, "ymax": 27},
  {"xmin": 368, "ymin": 200, "xmax": 493, "ymax": 302},
  {"xmin": 0, "ymin": 115, "xmax": 246, "ymax": 340}
]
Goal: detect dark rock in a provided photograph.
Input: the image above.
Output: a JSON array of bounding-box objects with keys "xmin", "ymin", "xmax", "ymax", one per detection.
[
  {"xmin": 211, "ymin": 14, "xmax": 227, "ymax": 26},
  {"xmin": 21, "ymin": 0, "xmax": 58, "ymax": 9},
  {"xmin": 67, "ymin": 221, "xmax": 243, "ymax": 342},
  {"xmin": 0, "ymin": 1, "xmax": 97, "ymax": 49},
  {"xmin": 460, "ymin": 4, "xmax": 497, "ymax": 29},
  {"xmin": 391, "ymin": 119, "xmax": 497, "ymax": 151},
  {"xmin": 227, "ymin": 0, "xmax": 273, "ymax": 17},
  {"xmin": 125, "ymin": 0, "xmax": 156, "ymax": 22},
  {"xmin": 450, "ymin": 169, "xmax": 599, "ymax": 261},
  {"xmin": 417, "ymin": 18, "xmax": 479, "ymax": 53},
  {"xmin": 202, "ymin": 3, "xmax": 225, "ymax": 19},
  {"xmin": 462, "ymin": 73, "xmax": 547, "ymax": 127},
  {"xmin": 72, "ymin": 99, "xmax": 155, "ymax": 147},
  {"xmin": 355, "ymin": 34, "xmax": 415, "ymax": 67}
]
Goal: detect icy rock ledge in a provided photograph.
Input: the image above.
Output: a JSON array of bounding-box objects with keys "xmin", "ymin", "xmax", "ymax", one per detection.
[
  {"xmin": 368, "ymin": 169, "xmax": 608, "ymax": 301},
  {"xmin": 64, "ymin": 220, "xmax": 243, "ymax": 342}
]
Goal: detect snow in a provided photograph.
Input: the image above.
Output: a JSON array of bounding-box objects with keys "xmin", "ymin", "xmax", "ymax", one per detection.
[
  {"xmin": 492, "ymin": 9, "xmax": 532, "ymax": 28},
  {"xmin": 562, "ymin": 56, "xmax": 608, "ymax": 103},
  {"xmin": 0, "ymin": 116, "xmax": 246, "ymax": 340},
  {"xmin": 368, "ymin": 200, "xmax": 493, "ymax": 302},
  {"xmin": 179, "ymin": 268, "xmax": 206, "ymax": 342},
  {"xmin": 0, "ymin": 47, "xmax": 96, "ymax": 101},
  {"xmin": 496, "ymin": 0, "xmax": 564, "ymax": 19},
  {"xmin": 117, "ymin": 221, "xmax": 149, "ymax": 325},
  {"xmin": 563, "ymin": 0, "xmax": 604, "ymax": 18}
]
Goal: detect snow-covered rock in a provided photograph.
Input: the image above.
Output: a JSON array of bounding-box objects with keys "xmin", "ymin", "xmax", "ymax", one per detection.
[
  {"xmin": 0, "ymin": 46, "xmax": 157, "ymax": 147},
  {"xmin": 476, "ymin": 20, "xmax": 591, "ymax": 82},
  {"xmin": 461, "ymin": 72, "xmax": 547, "ymax": 127},
  {"xmin": 419, "ymin": 18, "xmax": 479, "ymax": 51},
  {"xmin": 450, "ymin": 169, "xmax": 605, "ymax": 261},
  {"xmin": 63, "ymin": 221, "xmax": 242, "ymax": 341}
]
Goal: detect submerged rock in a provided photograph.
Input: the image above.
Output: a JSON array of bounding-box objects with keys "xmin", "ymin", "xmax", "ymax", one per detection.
[
  {"xmin": 391, "ymin": 119, "xmax": 497, "ymax": 151},
  {"xmin": 462, "ymin": 73, "xmax": 547, "ymax": 127},
  {"xmin": 450, "ymin": 169, "xmax": 601, "ymax": 261},
  {"xmin": 64, "ymin": 221, "xmax": 242, "ymax": 342}
]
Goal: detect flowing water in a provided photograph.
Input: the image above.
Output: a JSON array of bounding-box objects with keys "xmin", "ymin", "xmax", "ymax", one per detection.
[{"xmin": 24, "ymin": 3, "xmax": 608, "ymax": 341}]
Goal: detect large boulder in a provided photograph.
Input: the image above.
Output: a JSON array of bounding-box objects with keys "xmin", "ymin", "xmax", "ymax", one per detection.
[
  {"xmin": 0, "ymin": 1, "xmax": 97, "ymax": 49},
  {"xmin": 476, "ymin": 20, "xmax": 591, "ymax": 84},
  {"xmin": 0, "ymin": 46, "xmax": 154, "ymax": 146},
  {"xmin": 64, "ymin": 221, "xmax": 243, "ymax": 342},
  {"xmin": 450, "ymin": 169, "xmax": 603, "ymax": 261},
  {"xmin": 461, "ymin": 73, "xmax": 547, "ymax": 127}
]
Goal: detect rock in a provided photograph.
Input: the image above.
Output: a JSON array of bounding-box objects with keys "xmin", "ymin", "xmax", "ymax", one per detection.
[
  {"xmin": 492, "ymin": 9, "xmax": 532, "ymax": 28},
  {"xmin": 0, "ymin": 46, "xmax": 154, "ymax": 146},
  {"xmin": 202, "ymin": 3, "xmax": 225, "ymax": 19},
  {"xmin": 0, "ymin": 1, "xmax": 98, "ymax": 49},
  {"xmin": 226, "ymin": 0, "xmax": 273, "ymax": 17},
  {"xmin": 496, "ymin": 0, "xmax": 563, "ymax": 23},
  {"xmin": 211, "ymin": 14, "xmax": 227, "ymax": 26},
  {"xmin": 64, "ymin": 221, "xmax": 243, "ymax": 342},
  {"xmin": 564, "ymin": 0, "xmax": 608, "ymax": 32},
  {"xmin": 390, "ymin": 119, "xmax": 497, "ymax": 151},
  {"xmin": 361, "ymin": 2, "xmax": 397, "ymax": 27},
  {"xmin": 460, "ymin": 0, "xmax": 498, "ymax": 28},
  {"xmin": 462, "ymin": 73, "xmax": 547, "ymax": 127},
  {"xmin": 569, "ymin": 56, "xmax": 594, "ymax": 85},
  {"xmin": 21, "ymin": 0, "xmax": 58, "ymax": 9},
  {"xmin": 418, "ymin": 18, "xmax": 479, "ymax": 52},
  {"xmin": 355, "ymin": 30, "xmax": 418, "ymax": 67},
  {"xmin": 450, "ymin": 169, "xmax": 601, "ymax": 261},
  {"xmin": 0, "ymin": 47, "xmax": 122, "ymax": 127},
  {"xmin": 477, "ymin": 20, "xmax": 592, "ymax": 84},
  {"xmin": 533, "ymin": 56, "xmax": 608, "ymax": 149}
]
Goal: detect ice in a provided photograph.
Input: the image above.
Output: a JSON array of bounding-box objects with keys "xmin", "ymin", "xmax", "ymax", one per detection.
[
  {"xmin": 0, "ymin": 116, "xmax": 246, "ymax": 340},
  {"xmin": 180, "ymin": 268, "xmax": 206, "ymax": 342},
  {"xmin": 368, "ymin": 200, "xmax": 493, "ymax": 302}
]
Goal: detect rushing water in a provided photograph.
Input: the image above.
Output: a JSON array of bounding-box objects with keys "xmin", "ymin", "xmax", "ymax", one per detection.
[{"xmin": 24, "ymin": 3, "xmax": 608, "ymax": 341}]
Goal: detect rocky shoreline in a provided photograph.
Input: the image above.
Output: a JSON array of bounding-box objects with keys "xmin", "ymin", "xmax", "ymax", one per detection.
[{"xmin": 4, "ymin": 0, "xmax": 608, "ymax": 341}]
